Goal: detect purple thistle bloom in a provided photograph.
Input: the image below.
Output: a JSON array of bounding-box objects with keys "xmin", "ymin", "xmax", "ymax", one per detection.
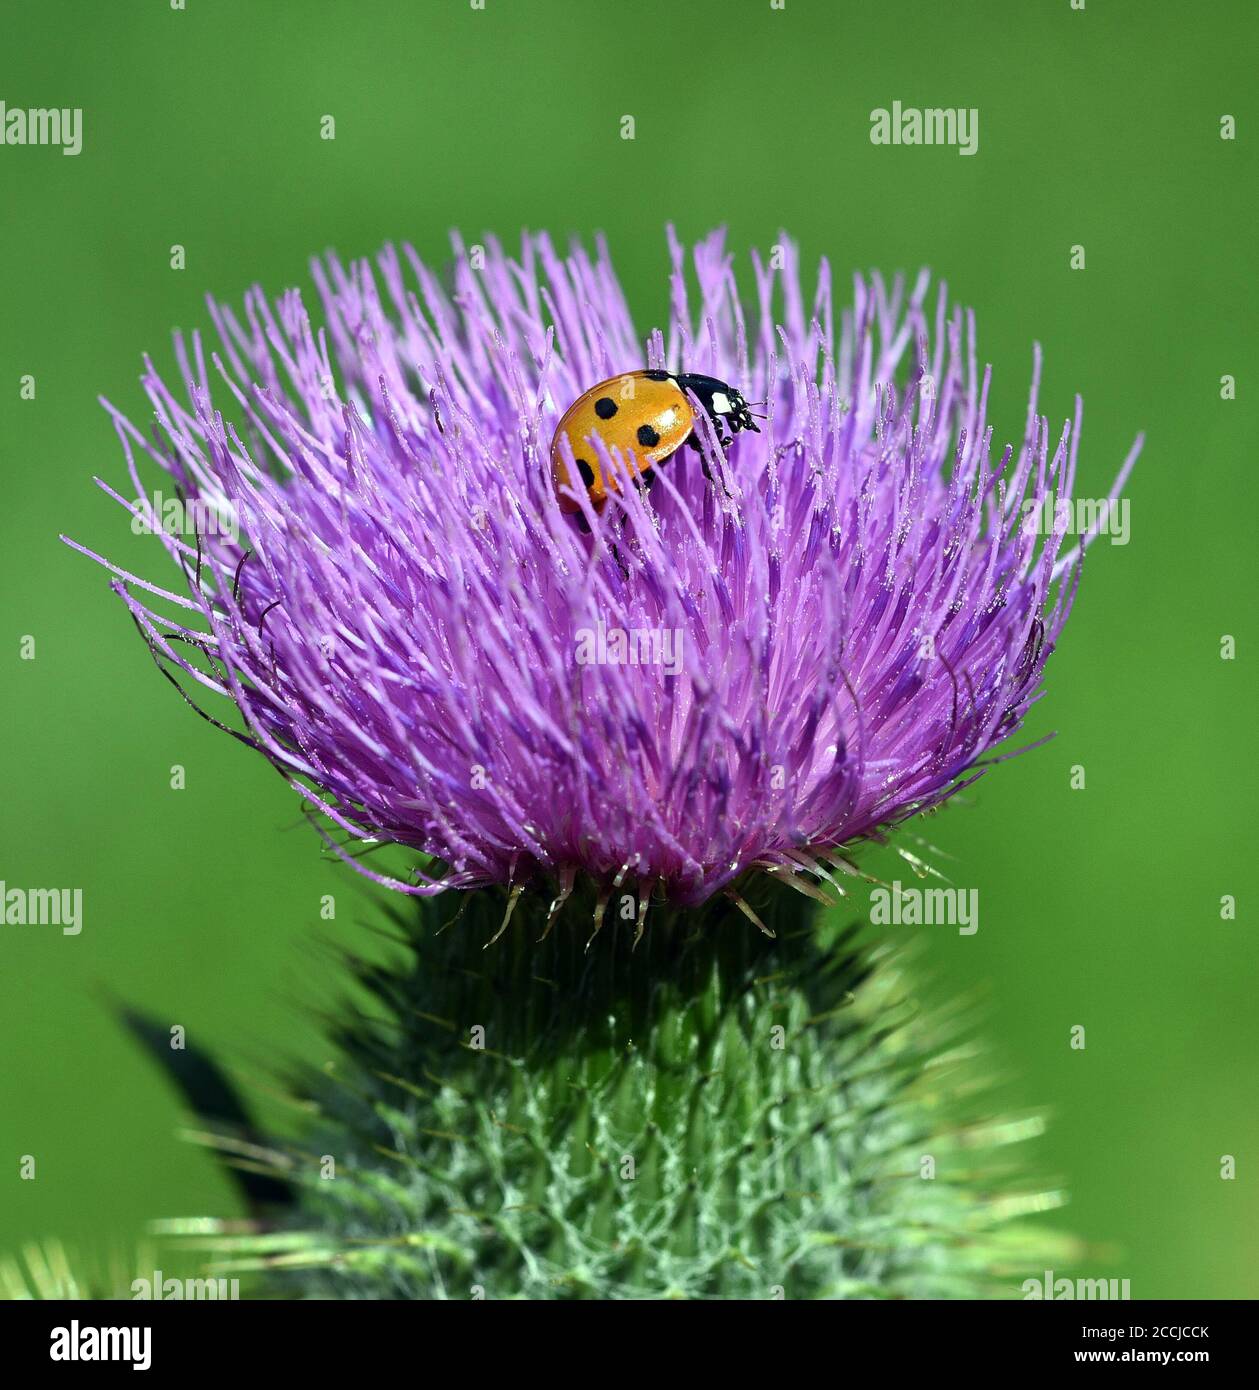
[{"xmin": 68, "ymin": 229, "xmax": 1139, "ymax": 915}]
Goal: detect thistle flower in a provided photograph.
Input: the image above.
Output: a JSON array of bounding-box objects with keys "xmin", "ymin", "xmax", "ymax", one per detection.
[
  {"xmin": 62, "ymin": 229, "xmax": 1137, "ymax": 1299},
  {"xmin": 68, "ymin": 229, "xmax": 1138, "ymax": 919}
]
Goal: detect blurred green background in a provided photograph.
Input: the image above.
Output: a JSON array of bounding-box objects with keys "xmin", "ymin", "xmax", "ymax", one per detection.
[{"xmin": 1, "ymin": 0, "xmax": 1255, "ymax": 1298}]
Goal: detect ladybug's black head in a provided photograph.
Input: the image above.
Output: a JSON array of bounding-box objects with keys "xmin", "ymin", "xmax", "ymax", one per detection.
[{"xmin": 674, "ymin": 373, "xmax": 760, "ymax": 439}]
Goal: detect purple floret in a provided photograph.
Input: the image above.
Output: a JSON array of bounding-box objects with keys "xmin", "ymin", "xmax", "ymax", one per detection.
[{"xmin": 68, "ymin": 229, "xmax": 1140, "ymax": 910}]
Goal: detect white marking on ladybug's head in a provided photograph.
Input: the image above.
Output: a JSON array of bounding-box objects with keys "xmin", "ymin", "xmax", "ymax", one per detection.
[{"xmin": 711, "ymin": 391, "xmax": 732, "ymax": 415}]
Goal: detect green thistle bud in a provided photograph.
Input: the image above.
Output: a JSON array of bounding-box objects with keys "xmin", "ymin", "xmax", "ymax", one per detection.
[{"xmin": 211, "ymin": 885, "xmax": 1072, "ymax": 1300}]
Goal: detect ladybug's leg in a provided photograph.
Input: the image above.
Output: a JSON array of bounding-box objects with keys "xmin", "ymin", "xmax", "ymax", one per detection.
[
  {"xmin": 683, "ymin": 429, "xmax": 735, "ymax": 497},
  {"xmin": 683, "ymin": 431, "xmax": 712, "ymax": 476},
  {"xmin": 608, "ymin": 539, "xmax": 632, "ymax": 582}
]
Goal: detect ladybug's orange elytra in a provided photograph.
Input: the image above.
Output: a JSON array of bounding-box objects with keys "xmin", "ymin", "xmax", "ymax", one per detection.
[{"xmin": 550, "ymin": 369, "xmax": 758, "ymax": 512}]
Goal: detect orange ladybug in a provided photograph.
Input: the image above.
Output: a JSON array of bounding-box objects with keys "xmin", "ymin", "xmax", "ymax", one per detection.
[{"xmin": 550, "ymin": 369, "xmax": 758, "ymax": 512}]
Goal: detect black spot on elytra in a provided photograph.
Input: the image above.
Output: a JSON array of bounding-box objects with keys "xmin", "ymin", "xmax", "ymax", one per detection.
[
  {"xmin": 594, "ymin": 396, "xmax": 618, "ymax": 419},
  {"xmin": 636, "ymin": 424, "xmax": 661, "ymax": 448},
  {"xmin": 645, "ymin": 370, "xmax": 671, "ymax": 381},
  {"xmin": 575, "ymin": 459, "xmax": 596, "ymax": 488}
]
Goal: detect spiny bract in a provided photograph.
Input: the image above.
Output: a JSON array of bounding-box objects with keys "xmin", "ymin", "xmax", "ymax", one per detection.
[{"xmin": 203, "ymin": 889, "xmax": 1075, "ymax": 1300}]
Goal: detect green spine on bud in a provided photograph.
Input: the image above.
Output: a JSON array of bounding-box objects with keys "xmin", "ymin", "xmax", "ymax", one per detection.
[{"xmin": 237, "ymin": 884, "xmax": 1071, "ymax": 1299}]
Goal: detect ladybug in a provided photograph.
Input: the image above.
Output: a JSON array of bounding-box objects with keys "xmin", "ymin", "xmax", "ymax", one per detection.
[{"xmin": 550, "ymin": 369, "xmax": 758, "ymax": 512}]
